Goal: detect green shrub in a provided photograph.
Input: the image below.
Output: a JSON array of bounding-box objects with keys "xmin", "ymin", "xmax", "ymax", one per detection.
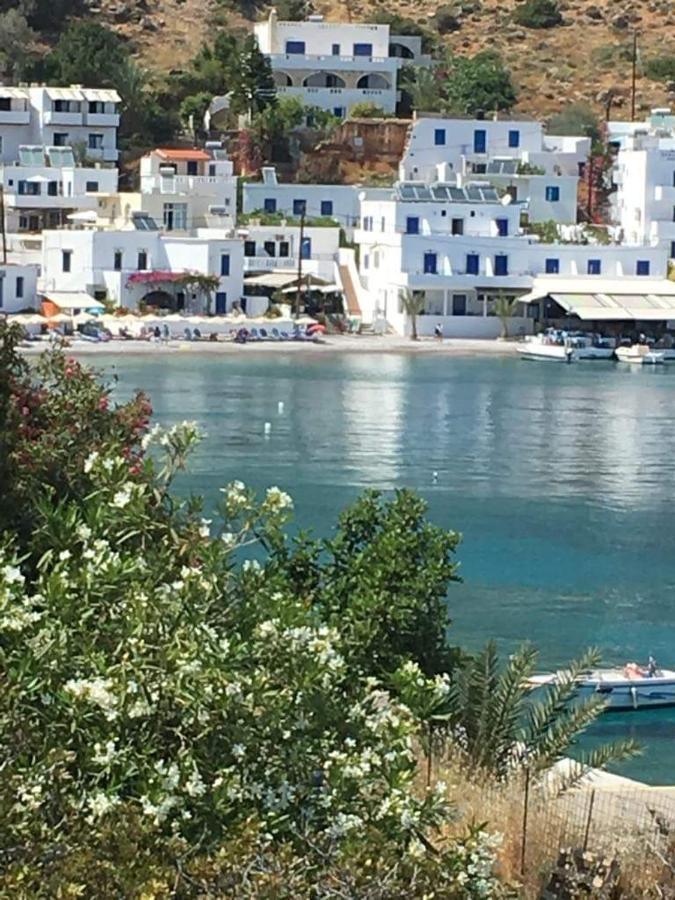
[
  {"xmin": 644, "ymin": 56, "xmax": 675, "ymax": 82},
  {"xmin": 513, "ymin": 0, "xmax": 563, "ymax": 29},
  {"xmin": 348, "ymin": 101, "xmax": 389, "ymax": 119},
  {"xmin": 434, "ymin": 5, "xmax": 462, "ymax": 33}
]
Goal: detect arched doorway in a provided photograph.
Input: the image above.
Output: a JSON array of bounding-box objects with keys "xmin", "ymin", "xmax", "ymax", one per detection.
[
  {"xmin": 356, "ymin": 73, "xmax": 391, "ymax": 89},
  {"xmin": 273, "ymin": 71, "xmax": 293, "ymax": 87},
  {"xmin": 303, "ymin": 72, "xmax": 346, "ymax": 88},
  {"xmin": 141, "ymin": 289, "xmax": 177, "ymax": 311},
  {"xmin": 389, "ymin": 42, "xmax": 414, "ymax": 59}
]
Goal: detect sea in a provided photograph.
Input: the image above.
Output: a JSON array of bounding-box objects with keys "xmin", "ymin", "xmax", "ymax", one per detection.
[{"xmin": 100, "ymin": 350, "xmax": 675, "ymax": 784}]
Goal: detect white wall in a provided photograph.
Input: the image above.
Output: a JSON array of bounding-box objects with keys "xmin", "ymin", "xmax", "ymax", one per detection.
[
  {"xmin": 0, "ymin": 264, "xmax": 38, "ymax": 312},
  {"xmin": 256, "ymin": 16, "xmax": 391, "ymax": 58},
  {"xmin": 613, "ymin": 140, "xmax": 675, "ymax": 247},
  {"xmin": 360, "ymin": 196, "xmax": 522, "ymax": 238},
  {"xmin": 243, "ymin": 181, "xmax": 361, "ymax": 230}
]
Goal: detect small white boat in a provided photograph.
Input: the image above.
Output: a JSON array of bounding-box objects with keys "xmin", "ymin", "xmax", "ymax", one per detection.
[
  {"xmin": 615, "ymin": 344, "xmax": 666, "ymax": 365},
  {"xmin": 528, "ymin": 663, "xmax": 675, "ymax": 711},
  {"xmin": 517, "ymin": 333, "xmax": 615, "ymax": 362}
]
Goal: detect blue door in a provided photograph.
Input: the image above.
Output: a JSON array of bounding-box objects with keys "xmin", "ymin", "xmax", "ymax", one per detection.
[
  {"xmin": 473, "ymin": 129, "xmax": 487, "ymax": 153},
  {"xmin": 301, "ymin": 237, "xmax": 311, "ymax": 259},
  {"xmin": 496, "ymin": 218, "xmax": 508, "ymax": 237},
  {"xmin": 423, "ymin": 252, "xmax": 437, "ymax": 274},
  {"xmin": 215, "ymin": 292, "xmax": 227, "ymax": 314}
]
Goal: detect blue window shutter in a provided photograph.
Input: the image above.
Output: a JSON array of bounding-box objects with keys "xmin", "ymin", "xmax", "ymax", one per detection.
[
  {"xmin": 434, "ymin": 128, "xmax": 446, "ymax": 146},
  {"xmin": 587, "ymin": 259, "xmax": 601, "ymax": 275},
  {"xmin": 496, "ymin": 218, "xmax": 508, "ymax": 237},
  {"xmin": 264, "ymin": 198, "xmax": 276, "ymax": 213},
  {"xmin": 285, "ymin": 40, "xmax": 305, "ymax": 54},
  {"xmin": 423, "ymin": 252, "xmax": 437, "ymax": 274},
  {"xmin": 473, "ymin": 129, "xmax": 487, "ymax": 153},
  {"xmin": 466, "ymin": 253, "xmax": 479, "ymax": 275},
  {"xmin": 301, "ymin": 237, "xmax": 311, "ymax": 259},
  {"xmin": 508, "ymin": 129, "xmax": 520, "ymax": 148},
  {"xmin": 293, "ymin": 199, "xmax": 306, "ymax": 216},
  {"xmin": 220, "ymin": 254, "xmax": 230, "ymax": 276},
  {"xmin": 545, "ymin": 185, "xmax": 560, "ymax": 202},
  {"xmin": 636, "ymin": 260, "xmax": 650, "ymax": 276},
  {"xmin": 353, "ymin": 43, "xmax": 373, "ymax": 56},
  {"xmin": 320, "ymin": 200, "xmax": 333, "ymax": 216},
  {"xmin": 494, "ymin": 254, "xmax": 508, "ymax": 276},
  {"xmin": 406, "ymin": 216, "xmax": 419, "ymax": 234},
  {"xmin": 545, "ymin": 258, "xmax": 559, "ymax": 274}
]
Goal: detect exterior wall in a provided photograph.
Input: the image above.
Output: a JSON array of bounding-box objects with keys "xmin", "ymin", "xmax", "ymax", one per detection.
[
  {"xmin": 613, "ymin": 139, "xmax": 675, "ymax": 247},
  {"xmin": 0, "ymin": 263, "xmax": 38, "ymax": 312},
  {"xmin": 360, "ymin": 196, "xmax": 522, "ymax": 239},
  {"xmin": 243, "ymin": 181, "xmax": 361, "ymax": 231},
  {"xmin": 470, "ymin": 173, "xmax": 578, "ymax": 223},
  {"xmin": 238, "ymin": 223, "xmax": 339, "ymax": 281},
  {"xmin": 255, "ymin": 17, "xmax": 391, "ymax": 58},
  {"xmin": 275, "ymin": 84, "xmax": 396, "ymax": 116}
]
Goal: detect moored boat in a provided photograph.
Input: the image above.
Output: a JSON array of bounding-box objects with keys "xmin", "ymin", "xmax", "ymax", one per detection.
[
  {"xmin": 615, "ymin": 344, "xmax": 666, "ymax": 365},
  {"xmin": 517, "ymin": 332, "xmax": 615, "ymax": 362},
  {"xmin": 528, "ymin": 662, "xmax": 675, "ymax": 711}
]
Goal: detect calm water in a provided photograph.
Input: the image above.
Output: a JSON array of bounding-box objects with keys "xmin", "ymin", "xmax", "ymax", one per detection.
[{"xmin": 100, "ymin": 351, "xmax": 675, "ymax": 783}]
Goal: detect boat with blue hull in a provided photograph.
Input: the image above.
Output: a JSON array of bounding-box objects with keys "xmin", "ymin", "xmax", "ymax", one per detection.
[{"xmin": 528, "ymin": 664, "xmax": 675, "ymax": 711}]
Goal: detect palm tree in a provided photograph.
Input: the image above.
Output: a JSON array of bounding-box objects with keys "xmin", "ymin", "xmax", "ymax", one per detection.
[
  {"xmin": 442, "ymin": 643, "xmax": 640, "ymax": 788},
  {"xmin": 400, "ymin": 288, "xmax": 426, "ymax": 341},
  {"xmin": 492, "ymin": 291, "xmax": 519, "ymax": 339}
]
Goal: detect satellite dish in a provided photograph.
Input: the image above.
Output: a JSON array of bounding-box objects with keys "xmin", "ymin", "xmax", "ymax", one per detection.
[{"xmin": 501, "ymin": 193, "xmax": 513, "ymax": 206}]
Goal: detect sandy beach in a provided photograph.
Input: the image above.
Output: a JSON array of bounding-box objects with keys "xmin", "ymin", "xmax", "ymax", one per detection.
[{"xmin": 20, "ymin": 334, "xmax": 520, "ymax": 357}]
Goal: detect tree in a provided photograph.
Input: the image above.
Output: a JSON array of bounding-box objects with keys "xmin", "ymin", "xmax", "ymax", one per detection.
[
  {"xmin": 400, "ymin": 288, "xmax": 426, "ymax": 341},
  {"xmin": 512, "ymin": 0, "xmax": 563, "ymax": 28},
  {"xmin": 492, "ymin": 291, "xmax": 519, "ymax": 339},
  {"xmin": 547, "ymin": 102, "xmax": 602, "ymax": 146},
  {"xmin": 0, "ymin": 9, "xmax": 36, "ymax": 80},
  {"xmin": 232, "ymin": 35, "xmax": 277, "ymax": 117},
  {"xmin": 348, "ymin": 101, "xmax": 388, "ymax": 119},
  {"xmin": 179, "ymin": 91, "xmax": 213, "ymax": 132},
  {"xmin": 399, "ymin": 66, "xmax": 444, "ymax": 114},
  {"xmin": 434, "ymin": 5, "xmax": 462, "ymax": 34},
  {"xmin": 45, "ymin": 20, "xmax": 129, "ymax": 87},
  {"xmin": 442, "ymin": 51, "xmax": 517, "ymax": 115},
  {"xmin": 644, "ymin": 56, "xmax": 675, "ymax": 83}
]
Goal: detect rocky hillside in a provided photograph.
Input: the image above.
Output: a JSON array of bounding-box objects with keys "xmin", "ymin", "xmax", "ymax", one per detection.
[{"xmin": 93, "ymin": 0, "xmax": 674, "ymax": 120}]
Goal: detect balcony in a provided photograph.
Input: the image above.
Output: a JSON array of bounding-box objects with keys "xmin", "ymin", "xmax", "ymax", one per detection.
[
  {"xmin": 654, "ymin": 185, "xmax": 675, "ymax": 202},
  {"xmin": 86, "ymin": 147, "xmax": 119, "ymax": 163},
  {"xmin": 148, "ymin": 174, "xmax": 237, "ymax": 195},
  {"xmin": 276, "ymin": 85, "xmax": 396, "ymax": 112},
  {"xmin": 243, "ymin": 256, "xmax": 329, "ymax": 273},
  {"xmin": 0, "ymin": 109, "xmax": 31, "ymax": 125},
  {"xmin": 268, "ymin": 52, "xmax": 394, "ymax": 70},
  {"xmin": 86, "ymin": 112, "xmax": 121, "ymax": 127},
  {"xmin": 44, "ymin": 110, "xmax": 84, "ymax": 126}
]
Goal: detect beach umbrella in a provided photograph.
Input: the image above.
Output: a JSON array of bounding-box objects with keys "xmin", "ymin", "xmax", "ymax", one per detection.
[
  {"xmin": 46, "ymin": 313, "xmax": 71, "ymax": 324},
  {"xmin": 73, "ymin": 312, "xmax": 96, "ymax": 325}
]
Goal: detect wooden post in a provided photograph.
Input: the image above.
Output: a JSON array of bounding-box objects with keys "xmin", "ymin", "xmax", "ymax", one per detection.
[
  {"xmin": 0, "ymin": 185, "xmax": 6, "ymax": 265},
  {"xmin": 520, "ymin": 767, "xmax": 530, "ymax": 877},
  {"xmin": 582, "ymin": 789, "xmax": 596, "ymax": 852},
  {"xmin": 631, "ymin": 31, "xmax": 638, "ymax": 121},
  {"xmin": 295, "ymin": 204, "xmax": 306, "ymax": 318}
]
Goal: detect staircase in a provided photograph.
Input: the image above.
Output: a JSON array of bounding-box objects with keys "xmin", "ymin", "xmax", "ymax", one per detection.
[{"xmin": 337, "ymin": 263, "xmax": 361, "ymax": 319}]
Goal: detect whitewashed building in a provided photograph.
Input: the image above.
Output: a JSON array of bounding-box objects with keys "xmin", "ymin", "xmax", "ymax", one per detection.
[
  {"xmin": 399, "ymin": 117, "xmax": 590, "ymax": 224},
  {"xmin": 1, "ymin": 144, "xmax": 118, "ymax": 233},
  {"xmin": 0, "ymin": 262, "xmax": 38, "ymax": 312},
  {"xmin": 254, "ymin": 11, "xmax": 429, "ymax": 117},
  {"xmin": 354, "ymin": 181, "xmax": 667, "ymax": 336},
  {"xmin": 239, "ymin": 221, "xmax": 340, "ymax": 282},
  {"xmin": 0, "ymin": 86, "xmax": 120, "ymax": 164},
  {"xmin": 40, "ymin": 228, "xmax": 245, "ymax": 314}
]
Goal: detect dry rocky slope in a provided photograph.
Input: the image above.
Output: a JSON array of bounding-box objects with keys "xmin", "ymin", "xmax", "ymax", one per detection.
[{"xmin": 93, "ymin": 0, "xmax": 674, "ymax": 120}]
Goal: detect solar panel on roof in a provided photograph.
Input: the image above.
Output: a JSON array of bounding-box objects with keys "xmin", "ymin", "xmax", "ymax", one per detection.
[
  {"xmin": 47, "ymin": 147, "xmax": 75, "ymax": 167},
  {"xmin": 398, "ymin": 184, "xmax": 417, "ymax": 200},
  {"xmin": 449, "ymin": 187, "xmax": 466, "ymax": 201},
  {"xmin": 480, "ymin": 187, "xmax": 499, "ymax": 202},
  {"xmin": 131, "ymin": 212, "xmax": 159, "ymax": 231},
  {"xmin": 466, "ymin": 186, "xmax": 482, "ymax": 201},
  {"xmin": 414, "ymin": 185, "xmax": 432, "ymax": 201},
  {"xmin": 502, "ymin": 160, "xmax": 518, "ymax": 174},
  {"xmin": 18, "ymin": 146, "xmax": 45, "ymax": 166},
  {"xmin": 486, "ymin": 160, "xmax": 502, "ymax": 174},
  {"xmin": 431, "ymin": 185, "xmax": 450, "ymax": 201}
]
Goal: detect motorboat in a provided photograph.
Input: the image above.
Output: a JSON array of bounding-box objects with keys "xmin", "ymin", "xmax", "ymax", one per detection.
[
  {"xmin": 615, "ymin": 344, "xmax": 666, "ymax": 365},
  {"xmin": 527, "ymin": 662, "xmax": 675, "ymax": 711},
  {"xmin": 517, "ymin": 332, "xmax": 615, "ymax": 362}
]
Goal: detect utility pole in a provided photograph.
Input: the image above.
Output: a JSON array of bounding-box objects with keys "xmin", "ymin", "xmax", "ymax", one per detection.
[
  {"xmin": 295, "ymin": 203, "xmax": 306, "ymax": 318},
  {"xmin": 0, "ymin": 185, "xmax": 6, "ymax": 265},
  {"xmin": 587, "ymin": 154, "xmax": 594, "ymax": 222},
  {"xmin": 631, "ymin": 31, "xmax": 638, "ymax": 121}
]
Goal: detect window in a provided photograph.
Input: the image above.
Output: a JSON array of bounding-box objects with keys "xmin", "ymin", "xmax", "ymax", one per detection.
[
  {"xmin": 451, "ymin": 218, "xmax": 464, "ymax": 235},
  {"xmin": 332, "ymin": 43, "xmax": 340, "ymax": 55},
  {"xmin": 244, "ymin": 240, "xmax": 256, "ymax": 257},
  {"xmin": 320, "ymin": 199, "xmax": 333, "ymax": 216},
  {"xmin": 473, "ymin": 129, "xmax": 487, "ymax": 154},
  {"xmin": 301, "ymin": 237, "xmax": 311, "ymax": 259},
  {"xmin": 88, "ymin": 101, "xmax": 104, "ymax": 114},
  {"xmin": 285, "ymin": 40, "xmax": 305, "ymax": 54},
  {"xmin": 545, "ymin": 258, "xmax": 559, "ymax": 274},
  {"xmin": 466, "ymin": 253, "xmax": 479, "ymax": 275},
  {"xmin": 496, "ymin": 218, "xmax": 509, "ymax": 237},
  {"xmin": 363, "ymin": 254, "xmax": 369, "ymax": 269},
  {"xmin": 333, "ymin": 107, "xmax": 344, "ymax": 118},
  {"xmin": 263, "ymin": 240, "xmax": 276, "ymax": 257},
  {"xmin": 16, "ymin": 276, "xmax": 23, "ymax": 299},
  {"xmin": 264, "ymin": 197, "xmax": 277, "ymax": 213},
  {"xmin": 434, "ymin": 128, "xmax": 446, "ymax": 146},
  {"xmin": 508, "ymin": 129, "xmax": 520, "ymax": 148},
  {"xmin": 186, "ymin": 161, "xmax": 198, "ymax": 176},
  {"xmin": 53, "ymin": 133, "xmax": 68, "ymax": 146},
  {"xmin": 494, "ymin": 254, "xmax": 508, "ymax": 276},
  {"xmin": 672, "ymin": 170, "xmax": 675, "ymax": 187},
  {"xmin": 113, "ymin": 251, "xmax": 122, "ymax": 271},
  {"xmin": 47, "ymin": 181, "xmax": 58, "ymax": 196},
  {"xmin": 353, "ymin": 43, "xmax": 373, "ymax": 56},
  {"xmin": 671, "ymin": 241, "xmax": 675, "ymax": 259},
  {"xmin": 587, "ymin": 258, "xmax": 601, "ymax": 275},
  {"xmin": 85, "ymin": 180, "xmax": 99, "ymax": 192},
  {"xmin": 406, "ymin": 216, "xmax": 419, "ymax": 235},
  {"xmin": 423, "ymin": 252, "xmax": 437, "ymax": 274},
  {"xmin": 636, "ymin": 260, "xmax": 650, "ymax": 276},
  {"xmin": 545, "ymin": 185, "xmax": 560, "ymax": 202},
  {"xmin": 88, "ymin": 133, "xmax": 104, "ymax": 150},
  {"xmin": 0, "ymin": 278, "xmax": 3, "ymax": 308},
  {"xmin": 62, "ymin": 250, "xmax": 72, "ymax": 273},
  {"xmin": 672, "ymin": 204, "xmax": 675, "ymax": 222},
  {"xmin": 163, "ymin": 203, "xmax": 187, "ymax": 231},
  {"xmin": 293, "ymin": 199, "xmax": 306, "ymax": 216},
  {"xmin": 137, "ymin": 250, "xmax": 148, "ymax": 270},
  {"xmin": 0, "ymin": 98, "xmax": 9, "ymax": 111},
  {"xmin": 452, "ymin": 294, "xmax": 467, "ymax": 316},
  {"xmin": 18, "ymin": 181, "xmax": 39, "ymax": 196},
  {"xmin": 208, "ymin": 164, "xmax": 216, "ymax": 176},
  {"xmin": 220, "ymin": 253, "xmax": 230, "ymax": 276}
]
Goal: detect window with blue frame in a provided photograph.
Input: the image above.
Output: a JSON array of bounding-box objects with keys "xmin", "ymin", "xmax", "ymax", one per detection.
[
  {"xmin": 671, "ymin": 241, "xmax": 675, "ymax": 259},
  {"xmin": 496, "ymin": 218, "xmax": 509, "ymax": 237},
  {"xmin": 587, "ymin": 259, "xmax": 601, "ymax": 275},
  {"xmin": 545, "ymin": 258, "xmax": 559, "ymax": 274},
  {"xmin": 636, "ymin": 259, "xmax": 650, "ymax": 275},
  {"xmin": 332, "ymin": 43, "xmax": 340, "ymax": 55},
  {"xmin": 320, "ymin": 200, "xmax": 333, "ymax": 216},
  {"xmin": 466, "ymin": 253, "xmax": 479, "ymax": 275},
  {"xmin": 406, "ymin": 216, "xmax": 419, "ymax": 234},
  {"xmin": 301, "ymin": 237, "xmax": 312, "ymax": 259},
  {"xmin": 473, "ymin": 129, "xmax": 487, "ymax": 153},
  {"xmin": 285, "ymin": 40, "xmax": 305, "ymax": 54},
  {"xmin": 333, "ymin": 107, "xmax": 344, "ymax": 118},
  {"xmin": 434, "ymin": 128, "xmax": 446, "ymax": 146},
  {"xmin": 293, "ymin": 199, "xmax": 306, "ymax": 216},
  {"xmin": 545, "ymin": 185, "xmax": 560, "ymax": 202},
  {"xmin": 263, "ymin": 198, "xmax": 276, "ymax": 213},
  {"xmin": 353, "ymin": 43, "xmax": 372, "ymax": 56},
  {"xmin": 220, "ymin": 253, "xmax": 230, "ymax": 276},
  {"xmin": 423, "ymin": 252, "xmax": 437, "ymax": 274},
  {"xmin": 494, "ymin": 254, "xmax": 508, "ymax": 276},
  {"xmin": 508, "ymin": 129, "xmax": 520, "ymax": 148}
]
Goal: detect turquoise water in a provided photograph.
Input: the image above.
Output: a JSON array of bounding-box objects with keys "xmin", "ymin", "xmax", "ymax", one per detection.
[{"xmin": 101, "ymin": 351, "xmax": 675, "ymax": 783}]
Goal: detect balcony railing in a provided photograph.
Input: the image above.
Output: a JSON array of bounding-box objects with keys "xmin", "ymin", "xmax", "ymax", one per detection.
[
  {"xmin": 0, "ymin": 109, "xmax": 31, "ymax": 125},
  {"xmin": 44, "ymin": 111, "xmax": 84, "ymax": 126},
  {"xmin": 86, "ymin": 112, "xmax": 121, "ymax": 127}
]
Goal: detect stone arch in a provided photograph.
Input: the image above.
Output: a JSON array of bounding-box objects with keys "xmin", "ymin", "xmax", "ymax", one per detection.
[
  {"xmin": 303, "ymin": 72, "xmax": 346, "ymax": 88},
  {"xmin": 273, "ymin": 71, "xmax": 293, "ymax": 87},
  {"xmin": 356, "ymin": 73, "xmax": 391, "ymax": 89},
  {"xmin": 141, "ymin": 289, "xmax": 176, "ymax": 310},
  {"xmin": 389, "ymin": 42, "xmax": 414, "ymax": 59}
]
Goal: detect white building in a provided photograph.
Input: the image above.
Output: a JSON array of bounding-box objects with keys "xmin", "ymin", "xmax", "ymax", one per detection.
[
  {"xmin": 0, "ymin": 262, "xmax": 38, "ymax": 312},
  {"xmin": 1, "ymin": 144, "xmax": 118, "ymax": 233},
  {"xmin": 399, "ymin": 117, "xmax": 590, "ymax": 224},
  {"xmin": 254, "ymin": 11, "xmax": 429, "ymax": 118},
  {"xmin": 354, "ymin": 181, "xmax": 667, "ymax": 336},
  {"xmin": 611, "ymin": 127, "xmax": 675, "ymax": 253},
  {"xmin": 40, "ymin": 228, "xmax": 244, "ymax": 314},
  {"xmin": 607, "ymin": 108, "xmax": 675, "ymax": 151},
  {"xmin": 0, "ymin": 86, "xmax": 120, "ymax": 164},
  {"xmin": 240, "ymin": 221, "xmax": 340, "ymax": 282}
]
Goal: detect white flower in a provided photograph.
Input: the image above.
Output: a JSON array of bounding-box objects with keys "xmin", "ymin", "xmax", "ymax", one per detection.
[
  {"xmin": 242, "ymin": 559, "xmax": 261, "ymax": 573},
  {"xmin": 92, "ymin": 740, "xmax": 117, "ymax": 766},
  {"xmin": 76, "ymin": 523, "xmax": 92, "ymax": 541},
  {"xmin": 232, "ymin": 743, "xmax": 245, "ymax": 760},
  {"xmin": 88, "ymin": 791, "xmax": 119, "ymax": 820},
  {"xmin": 2, "ymin": 565, "xmax": 24, "ymax": 586},
  {"xmin": 83, "ymin": 451, "xmax": 98, "ymax": 474},
  {"xmin": 64, "ymin": 677, "xmax": 118, "ymax": 720},
  {"xmin": 184, "ymin": 767, "xmax": 206, "ymax": 797},
  {"xmin": 58, "ymin": 549, "xmax": 71, "ymax": 562},
  {"xmin": 102, "ymin": 457, "xmax": 115, "ymax": 473},
  {"xmin": 112, "ymin": 486, "xmax": 132, "ymax": 508},
  {"xmin": 221, "ymin": 532, "xmax": 236, "ymax": 548},
  {"xmin": 265, "ymin": 486, "xmax": 293, "ymax": 511},
  {"xmin": 141, "ymin": 424, "xmax": 162, "ymax": 450},
  {"xmin": 199, "ymin": 518, "xmax": 211, "ymax": 538}
]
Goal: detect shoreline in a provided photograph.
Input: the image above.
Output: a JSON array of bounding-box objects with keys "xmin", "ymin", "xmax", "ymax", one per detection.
[{"xmin": 19, "ymin": 335, "xmax": 520, "ymax": 357}]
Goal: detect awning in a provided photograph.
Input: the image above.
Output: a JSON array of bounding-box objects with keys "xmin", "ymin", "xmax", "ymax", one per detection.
[
  {"xmin": 27, "ymin": 175, "xmax": 50, "ymax": 183},
  {"xmin": 244, "ymin": 273, "xmax": 299, "ymax": 289},
  {"xmin": 45, "ymin": 87, "xmax": 84, "ymax": 101},
  {"xmin": 521, "ymin": 277, "xmax": 675, "ymax": 321},
  {"xmin": 41, "ymin": 292, "xmax": 104, "ymax": 311},
  {"xmin": 81, "ymin": 88, "xmax": 120, "ymax": 103},
  {"xmin": 0, "ymin": 87, "xmax": 29, "ymax": 99}
]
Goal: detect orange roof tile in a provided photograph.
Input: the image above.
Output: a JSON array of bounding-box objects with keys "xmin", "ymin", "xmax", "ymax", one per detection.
[{"xmin": 155, "ymin": 148, "xmax": 211, "ymax": 162}]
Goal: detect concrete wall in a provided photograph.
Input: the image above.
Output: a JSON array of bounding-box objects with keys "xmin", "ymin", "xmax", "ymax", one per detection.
[{"xmin": 0, "ymin": 263, "xmax": 38, "ymax": 312}]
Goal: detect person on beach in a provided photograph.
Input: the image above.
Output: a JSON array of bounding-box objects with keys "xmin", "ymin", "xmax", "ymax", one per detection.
[{"xmin": 434, "ymin": 323, "xmax": 443, "ymax": 342}]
